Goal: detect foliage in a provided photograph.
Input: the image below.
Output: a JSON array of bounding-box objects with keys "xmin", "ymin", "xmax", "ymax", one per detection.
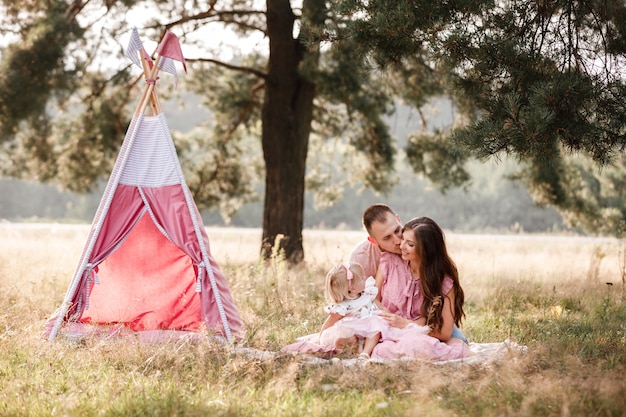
[
  {"xmin": 0, "ymin": 0, "xmax": 406, "ymax": 263},
  {"xmin": 0, "ymin": 1, "xmax": 83, "ymax": 137},
  {"xmin": 405, "ymin": 131, "xmax": 470, "ymax": 192},
  {"xmin": 516, "ymin": 154, "xmax": 626, "ymax": 236},
  {"xmin": 0, "ymin": 0, "xmax": 136, "ymax": 192},
  {"xmin": 333, "ymin": 0, "xmax": 626, "ymax": 237},
  {"xmin": 0, "ymin": 0, "xmax": 232, "ymax": 199}
]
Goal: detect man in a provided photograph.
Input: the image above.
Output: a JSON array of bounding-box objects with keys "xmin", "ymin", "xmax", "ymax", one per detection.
[{"xmin": 349, "ymin": 204, "xmax": 402, "ymax": 278}]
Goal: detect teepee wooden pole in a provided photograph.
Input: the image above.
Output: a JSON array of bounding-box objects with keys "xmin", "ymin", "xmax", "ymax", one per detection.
[
  {"xmin": 140, "ymin": 53, "xmax": 162, "ymax": 115},
  {"xmin": 134, "ymin": 55, "xmax": 162, "ymax": 117}
]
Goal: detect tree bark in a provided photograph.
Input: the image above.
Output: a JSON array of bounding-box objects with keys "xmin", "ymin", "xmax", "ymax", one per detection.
[{"xmin": 261, "ymin": 0, "xmax": 320, "ymax": 263}]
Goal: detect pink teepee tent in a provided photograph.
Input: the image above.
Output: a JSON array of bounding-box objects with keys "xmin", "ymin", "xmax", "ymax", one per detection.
[{"xmin": 46, "ymin": 29, "xmax": 243, "ymax": 343}]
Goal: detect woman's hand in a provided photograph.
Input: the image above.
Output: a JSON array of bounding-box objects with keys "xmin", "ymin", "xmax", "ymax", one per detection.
[{"xmin": 377, "ymin": 311, "xmax": 410, "ymax": 328}]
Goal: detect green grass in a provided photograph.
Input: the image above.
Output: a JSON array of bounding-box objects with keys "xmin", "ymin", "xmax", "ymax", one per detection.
[{"xmin": 1, "ymin": 224, "xmax": 625, "ymax": 416}]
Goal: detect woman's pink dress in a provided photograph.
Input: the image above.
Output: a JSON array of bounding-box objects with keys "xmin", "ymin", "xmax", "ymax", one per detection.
[{"xmin": 371, "ymin": 252, "xmax": 470, "ymax": 361}]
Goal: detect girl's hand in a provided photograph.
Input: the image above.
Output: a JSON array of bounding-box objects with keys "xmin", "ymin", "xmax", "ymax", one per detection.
[{"xmin": 377, "ymin": 311, "xmax": 409, "ymax": 328}]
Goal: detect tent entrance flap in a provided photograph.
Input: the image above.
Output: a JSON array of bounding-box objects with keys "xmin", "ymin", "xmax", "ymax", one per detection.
[{"xmin": 81, "ymin": 215, "xmax": 203, "ymax": 331}]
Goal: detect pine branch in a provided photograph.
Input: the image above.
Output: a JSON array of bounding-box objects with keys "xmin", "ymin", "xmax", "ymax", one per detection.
[
  {"xmin": 165, "ymin": 9, "xmax": 267, "ymax": 36},
  {"xmin": 224, "ymin": 79, "xmax": 265, "ymax": 139},
  {"xmin": 65, "ymin": 0, "xmax": 90, "ymax": 21},
  {"xmin": 186, "ymin": 57, "xmax": 267, "ymax": 79}
]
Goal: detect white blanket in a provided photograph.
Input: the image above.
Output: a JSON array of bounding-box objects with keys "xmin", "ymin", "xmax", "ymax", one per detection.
[{"xmin": 236, "ymin": 339, "xmax": 527, "ymax": 366}]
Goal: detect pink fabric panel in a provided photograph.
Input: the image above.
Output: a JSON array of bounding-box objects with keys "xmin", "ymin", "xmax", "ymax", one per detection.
[
  {"xmin": 199, "ymin": 249, "xmax": 245, "ymax": 338},
  {"xmin": 67, "ymin": 184, "xmax": 144, "ymax": 320},
  {"xmin": 91, "ymin": 184, "xmax": 145, "ymax": 261},
  {"xmin": 142, "ymin": 185, "xmax": 244, "ymax": 339},
  {"xmin": 82, "ymin": 214, "xmax": 203, "ymax": 331},
  {"xmin": 142, "ymin": 185, "xmax": 204, "ymax": 259}
]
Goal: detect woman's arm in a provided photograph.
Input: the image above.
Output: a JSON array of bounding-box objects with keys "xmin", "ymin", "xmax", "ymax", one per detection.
[
  {"xmin": 380, "ymin": 291, "xmax": 455, "ymax": 339},
  {"xmin": 374, "ymin": 267, "xmax": 385, "ymax": 301},
  {"xmin": 320, "ymin": 312, "xmax": 342, "ymax": 332},
  {"xmin": 378, "ymin": 311, "xmax": 426, "ymax": 328},
  {"xmin": 373, "ymin": 298, "xmax": 389, "ymax": 313},
  {"xmin": 427, "ymin": 289, "xmax": 456, "ymax": 342}
]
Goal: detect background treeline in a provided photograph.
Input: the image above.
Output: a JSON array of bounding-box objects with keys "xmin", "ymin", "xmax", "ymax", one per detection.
[
  {"xmin": 0, "ymin": 97, "xmax": 565, "ymax": 233},
  {"xmin": 0, "ymin": 167, "xmax": 565, "ymax": 233}
]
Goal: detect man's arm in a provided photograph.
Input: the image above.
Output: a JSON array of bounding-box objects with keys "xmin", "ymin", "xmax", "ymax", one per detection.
[{"xmin": 349, "ymin": 239, "xmax": 381, "ymax": 279}]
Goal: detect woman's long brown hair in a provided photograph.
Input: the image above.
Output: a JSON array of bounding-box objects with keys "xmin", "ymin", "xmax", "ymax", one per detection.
[{"xmin": 403, "ymin": 217, "xmax": 465, "ymax": 332}]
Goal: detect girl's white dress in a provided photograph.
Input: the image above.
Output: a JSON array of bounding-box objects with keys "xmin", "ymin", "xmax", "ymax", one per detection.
[
  {"xmin": 324, "ymin": 277, "xmax": 380, "ymax": 317},
  {"xmin": 319, "ymin": 277, "xmax": 389, "ymax": 346}
]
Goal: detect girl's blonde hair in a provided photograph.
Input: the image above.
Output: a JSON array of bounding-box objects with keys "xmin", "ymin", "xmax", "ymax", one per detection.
[{"xmin": 324, "ymin": 262, "xmax": 364, "ymax": 304}]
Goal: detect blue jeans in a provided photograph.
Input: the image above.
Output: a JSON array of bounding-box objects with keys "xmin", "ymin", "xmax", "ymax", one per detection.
[{"xmin": 451, "ymin": 325, "xmax": 469, "ymax": 344}]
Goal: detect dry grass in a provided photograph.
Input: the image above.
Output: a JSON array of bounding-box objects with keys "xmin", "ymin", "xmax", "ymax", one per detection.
[{"xmin": 1, "ymin": 223, "xmax": 625, "ymax": 416}]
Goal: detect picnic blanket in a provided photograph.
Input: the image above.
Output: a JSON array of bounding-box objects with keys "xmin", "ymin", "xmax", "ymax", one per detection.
[
  {"xmin": 59, "ymin": 323, "xmax": 527, "ymax": 366},
  {"xmin": 237, "ymin": 339, "xmax": 527, "ymax": 366}
]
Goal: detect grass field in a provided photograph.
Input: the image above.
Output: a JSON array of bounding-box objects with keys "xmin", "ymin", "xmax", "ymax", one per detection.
[{"xmin": 0, "ymin": 223, "xmax": 625, "ymax": 416}]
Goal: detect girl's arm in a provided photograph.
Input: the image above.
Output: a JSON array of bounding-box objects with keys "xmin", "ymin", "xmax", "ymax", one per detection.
[{"xmin": 320, "ymin": 312, "xmax": 343, "ymax": 332}]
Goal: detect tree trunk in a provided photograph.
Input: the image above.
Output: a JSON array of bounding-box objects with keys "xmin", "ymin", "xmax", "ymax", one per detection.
[{"xmin": 261, "ymin": 0, "xmax": 320, "ymax": 263}]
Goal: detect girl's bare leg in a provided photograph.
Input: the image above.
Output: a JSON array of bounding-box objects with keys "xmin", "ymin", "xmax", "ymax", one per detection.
[
  {"xmin": 361, "ymin": 332, "xmax": 381, "ymax": 357},
  {"xmin": 334, "ymin": 336, "xmax": 358, "ymax": 355}
]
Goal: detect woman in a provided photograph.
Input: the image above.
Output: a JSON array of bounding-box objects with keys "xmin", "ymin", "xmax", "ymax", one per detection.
[{"xmin": 373, "ymin": 217, "xmax": 470, "ymax": 360}]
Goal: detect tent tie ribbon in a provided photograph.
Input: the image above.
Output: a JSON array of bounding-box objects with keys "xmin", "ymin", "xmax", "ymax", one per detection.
[
  {"xmin": 196, "ymin": 261, "xmax": 206, "ymax": 292},
  {"xmin": 80, "ymin": 263, "xmax": 99, "ymax": 311},
  {"xmin": 85, "ymin": 263, "xmax": 100, "ymax": 285}
]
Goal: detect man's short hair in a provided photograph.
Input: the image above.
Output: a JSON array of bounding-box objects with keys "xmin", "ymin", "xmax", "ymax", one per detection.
[{"xmin": 362, "ymin": 204, "xmax": 395, "ymax": 234}]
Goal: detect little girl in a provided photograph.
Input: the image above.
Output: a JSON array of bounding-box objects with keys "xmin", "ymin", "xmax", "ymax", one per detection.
[
  {"xmin": 280, "ymin": 261, "xmax": 431, "ymax": 358},
  {"xmin": 318, "ymin": 262, "xmax": 387, "ymax": 358}
]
